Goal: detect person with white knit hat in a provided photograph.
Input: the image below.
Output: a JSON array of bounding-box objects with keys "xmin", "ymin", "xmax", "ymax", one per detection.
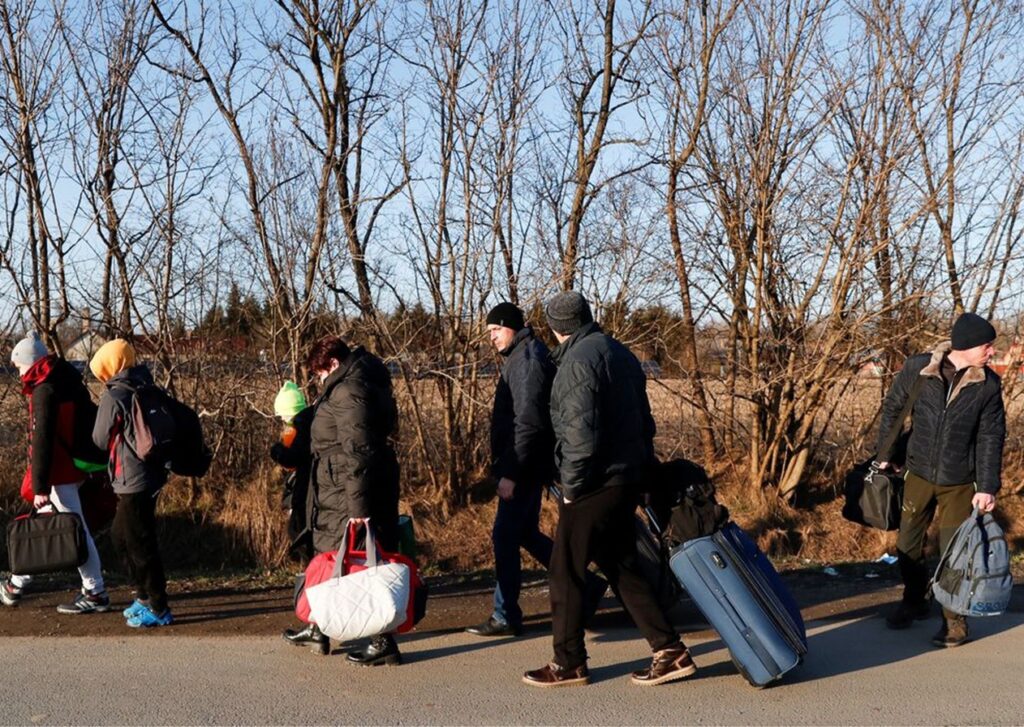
[
  {"xmin": 9, "ymin": 332, "xmax": 48, "ymax": 375},
  {"xmin": 2, "ymin": 333, "xmax": 110, "ymax": 613}
]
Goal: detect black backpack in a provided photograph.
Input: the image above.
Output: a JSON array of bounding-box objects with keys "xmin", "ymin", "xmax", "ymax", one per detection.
[
  {"xmin": 646, "ymin": 458, "xmax": 729, "ymax": 546},
  {"xmin": 166, "ymin": 396, "xmax": 213, "ymax": 477},
  {"xmin": 123, "ymin": 384, "xmax": 177, "ymax": 463},
  {"xmin": 120, "ymin": 383, "xmax": 213, "ymax": 478}
]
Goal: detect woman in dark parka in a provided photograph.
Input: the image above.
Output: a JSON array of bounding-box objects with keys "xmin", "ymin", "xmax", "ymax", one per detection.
[{"xmin": 284, "ymin": 336, "xmax": 402, "ymax": 665}]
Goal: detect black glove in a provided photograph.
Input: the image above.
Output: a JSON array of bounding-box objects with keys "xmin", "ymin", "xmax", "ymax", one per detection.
[{"xmin": 270, "ymin": 442, "xmax": 286, "ymax": 463}]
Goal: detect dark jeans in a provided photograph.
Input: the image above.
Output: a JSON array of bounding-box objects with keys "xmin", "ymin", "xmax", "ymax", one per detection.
[
  {"xmin": 492, "ymin": 484, "xmax": 553, "ymax": 627},
  {"xmin": 550, "ymin": 485, "xmax": 680, "ymax": 669},
  {"xmin": 896, "ymin": 471, "xmax": 974, "ymax": 607},
  {"xmin": 112, "ymin": 491, "xmax": 168, "ymax": 613}
]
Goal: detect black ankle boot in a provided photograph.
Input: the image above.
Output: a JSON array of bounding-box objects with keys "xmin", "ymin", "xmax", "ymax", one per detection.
[
  {"xmin": 346, "ymin": 634, "xmax": 401, "ymax": 666},
  {"xmin": 282, "ymin": 623, "xmax": 329, "ymax": 655}
]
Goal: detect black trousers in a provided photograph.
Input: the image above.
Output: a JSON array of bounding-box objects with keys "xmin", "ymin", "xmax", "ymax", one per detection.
[
  {"xmin": 112, "ymin": 491, "xmax": 168, "ymax": 613},
  {"xmin": 550, "ymin": 484, "xmax": 681, "ymax": 669}
]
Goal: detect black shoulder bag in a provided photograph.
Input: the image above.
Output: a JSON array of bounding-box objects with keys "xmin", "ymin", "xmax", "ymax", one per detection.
[{"xmin": 842, "ymin": 375, "xmax": 923, "ymax": 531}]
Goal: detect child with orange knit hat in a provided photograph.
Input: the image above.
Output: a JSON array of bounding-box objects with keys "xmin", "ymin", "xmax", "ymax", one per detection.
[{"xmin": 90, "ymin": 339, "xmax": 173, "ymax": 628}]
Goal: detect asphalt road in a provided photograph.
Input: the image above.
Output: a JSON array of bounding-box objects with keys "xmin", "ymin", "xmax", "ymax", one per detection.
[{"xmin": 2, "ymin": 609, "xmax": 1023, "ymax": 725}]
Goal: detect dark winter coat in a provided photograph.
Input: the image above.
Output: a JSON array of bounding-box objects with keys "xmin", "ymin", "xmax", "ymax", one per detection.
[
  {"xmin": 21, "ymin": 355, "xmax": 88, "ymax": 496},
  {"xmin": 549, "ymin": 322, "xmax": 656, "ymax": 502},
  {"xmin": 490, "ymin": 326, "xmax": 556, "ymax": 486},
  {"xmin": 270, "ymin": 405, "xmax": 314, "ymax": 561},
  {"xmin": 309, "ymin": 347, "xmax": 400, "ymax": 554},
  {"xmin": 92, "ymin": 365, "xmax": 169, "ymax": 495},
  {"xmin": 877, "ymin": 342, "xmax": 1005, "ymax": 494}
]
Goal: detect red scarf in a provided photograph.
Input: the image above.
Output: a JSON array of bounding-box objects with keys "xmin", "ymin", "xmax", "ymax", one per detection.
[{"xmin": 20, "ymin": 354, "xmax": 56, "ymax": 394}]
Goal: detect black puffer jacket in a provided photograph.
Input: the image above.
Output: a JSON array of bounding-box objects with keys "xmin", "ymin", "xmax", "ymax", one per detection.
[
  {"xmin": 490, "ymin": 326, "xmax": 556, "ymax": 485},
  {"xmin": 549, "ymin": 322, "xmax": 656, "ymax": 502},
  {"xmin": 309, "ymin": 347, "xmax": 400, "ymax": 553},
  {"xmin": 270, "ymin": 405, "xmax": 314, "ymax": 561},
  {"xmin": 877, "ymin": 342, "xmax": 1005, "ymax": 494}
]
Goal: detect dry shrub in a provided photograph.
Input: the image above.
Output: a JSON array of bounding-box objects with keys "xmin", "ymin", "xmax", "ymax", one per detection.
[
  {"xmin": 204, "ymin": 467, "xmax": 289, "ymax": 568},
  {"xmin": 2, "ymin": 367, "xmax": 1021, "ymax": 575}
]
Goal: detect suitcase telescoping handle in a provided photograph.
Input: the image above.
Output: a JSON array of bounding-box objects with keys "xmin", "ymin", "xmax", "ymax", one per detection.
[{"xmin": 643, "ymin": 505, "xmax": 663, "ymax": 537}]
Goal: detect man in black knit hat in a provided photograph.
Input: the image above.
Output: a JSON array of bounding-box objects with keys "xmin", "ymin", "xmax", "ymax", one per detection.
[
  {"xmin": 877, "ymin": 312, "xmax": 1005, "ymax": 647},
  {"xmin": 523, "ymin": 291, "xmax": 695, "ymax": 688},
  {"xmin": 467, "ymin": 302, "xmax": 572, "ymax": 637}
]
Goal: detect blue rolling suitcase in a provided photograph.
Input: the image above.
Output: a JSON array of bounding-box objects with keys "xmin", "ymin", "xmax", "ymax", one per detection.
[{"xmin": 668, "ymin": 522, "xmax": 807, "ymax": 687}]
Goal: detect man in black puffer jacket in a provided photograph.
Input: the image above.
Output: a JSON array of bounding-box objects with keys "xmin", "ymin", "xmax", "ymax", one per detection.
[
  {"xmin": 468, "ymin": 302, "xmax": 607, "ymax": 638},
  {"xmin": 524, "ymin": 292, "xmax": 695, "ymax": 689},
  {"xmin": 878, "ymin": 312, "xmax": 1005, "ymax": 648},
  {"xmin": 466, "ymin": 303, "xmax": 555, "ymax": 637}
]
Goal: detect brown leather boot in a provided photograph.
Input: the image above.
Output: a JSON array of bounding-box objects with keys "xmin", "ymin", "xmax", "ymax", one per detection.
[
  {"xmin": 630, "ymin": 644, "xmax": 698, "ymax": 686},
  {"xmin": 932, "ymin": 614, "xmax": 969, "ymax": 648},
  {"xmin": 522, "ymin": 662, "xmax": 591, "ymax": 688}
]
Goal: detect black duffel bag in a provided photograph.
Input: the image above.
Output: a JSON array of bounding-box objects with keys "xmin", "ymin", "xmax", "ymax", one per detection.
[
  {"xmin": 7, "ymin": 509, "xmax": 88, "ymax": 575},
  {"xmin": 842, "ymin": 375, "xmax": 922, "ymax": 531},
  {"xmin": 842, "ymin": 461, "xmax": 903, "ymax": 531}
]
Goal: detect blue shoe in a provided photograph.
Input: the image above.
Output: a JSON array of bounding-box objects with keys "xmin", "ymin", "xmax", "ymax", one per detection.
[
  {"xmin": 123, "ymin": 599, "xmax": 148, "ymax": 619},
  {"xmin": 126, "ymin": 605, "xmax": 173, "ymax": 628}
]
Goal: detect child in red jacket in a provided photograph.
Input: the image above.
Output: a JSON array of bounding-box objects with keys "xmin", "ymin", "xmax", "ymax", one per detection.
[{"xmin": 1, "ymin": 333, "xmax": 109, "ymax": 613}]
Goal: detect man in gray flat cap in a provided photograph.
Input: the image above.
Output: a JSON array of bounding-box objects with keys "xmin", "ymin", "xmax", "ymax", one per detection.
[{"xmin": 523, "ymin": 291, "xmax": 696, "ymax": 689}]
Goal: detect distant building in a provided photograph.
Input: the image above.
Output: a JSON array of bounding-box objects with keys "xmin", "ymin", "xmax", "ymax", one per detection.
[
  {"xmin": 64, "ymin": 308, "xmax": 107, "ymax": 363},
  {"xmin": 65, "ymin": 329, "xmax": 108, "ymax": 363},
  {"xmin": 988, "ymin": 340, "xmax": 1024, "ymax": 377}
]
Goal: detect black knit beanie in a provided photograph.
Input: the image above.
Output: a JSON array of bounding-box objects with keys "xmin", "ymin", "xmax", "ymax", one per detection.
[
  {"xmin": 545, "ymin": 291, "xmax": 593, "ymax": 336},
  {"xmin": 951, "ymin": 312, "xmax": 996, "ymax": 351},
  {"xmin": 485, "ymin": 302, "xmax": 525, "ymax": 331}
]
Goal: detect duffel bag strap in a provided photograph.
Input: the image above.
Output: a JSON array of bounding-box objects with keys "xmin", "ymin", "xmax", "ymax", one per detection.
[{"xmin": 876, "ymin": 374, "xmax": 924, "ymax": 465}]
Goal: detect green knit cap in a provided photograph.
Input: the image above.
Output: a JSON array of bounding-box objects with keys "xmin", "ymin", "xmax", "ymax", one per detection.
[{"xmin": 273, "ymin": 380, "xmax": 308, "ymax": 422}]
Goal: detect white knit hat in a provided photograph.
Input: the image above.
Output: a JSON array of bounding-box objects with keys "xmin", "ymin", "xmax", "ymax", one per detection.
[{"xmin": 10, "ymin": 332, "xmax": 48, "ymax": 369}]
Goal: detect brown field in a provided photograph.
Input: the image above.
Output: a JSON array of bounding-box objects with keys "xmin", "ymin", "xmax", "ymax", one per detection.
[{"xmin": 1, "ymin": 372, "xmax": 1021, "ymax": 579}]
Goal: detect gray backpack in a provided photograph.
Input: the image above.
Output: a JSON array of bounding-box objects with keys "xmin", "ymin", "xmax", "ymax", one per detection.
[{"xmin": 931, "ymin": 508, "xmax": 1013, "ymax": 617}]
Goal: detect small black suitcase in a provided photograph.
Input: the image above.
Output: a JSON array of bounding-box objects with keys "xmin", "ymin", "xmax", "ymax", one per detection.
[
  {"xmin": 633, "ymin": 514, "xmax": 684, "ymax": 613},
  {"xmin": 7, "ymin": 510, "xmax": 88, "ymax": 575}
]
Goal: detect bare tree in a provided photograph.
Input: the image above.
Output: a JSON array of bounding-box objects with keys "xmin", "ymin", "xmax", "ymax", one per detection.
[
  {"xmin": 547, "ymin": 0, "xmax": 654, "ymax": 289},
  {"xmin": 268, "ymin": 0, "xmax": 409, "ymax": 331},
  {"xmin": 58, "ymin": 0, "xmax": 157, "ymax": 337},
  {"xmin": 643, "ymin": 0, "xmax": 738, "ymax": 463},
  {"xmin": 479, "ymin": 0, "xmax": 549, "ymax": 304},
  {"xmin": 876, "ymin": 0, "xmax": 1023, "ymax": 313},
  {"xmin": 0, "ymin": 0, "xmax": 71, "ymax": 349},
  {"xmin": 150, "ymin": 2, "xmax": 305, "ymax": 373}
]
